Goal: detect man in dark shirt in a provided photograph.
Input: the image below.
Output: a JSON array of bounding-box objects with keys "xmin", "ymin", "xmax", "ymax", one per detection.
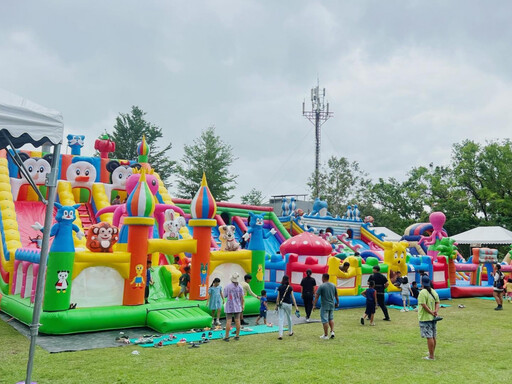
[{"xmin": 367, "ymin": 265, "xmax": 391, "ymax": 321}]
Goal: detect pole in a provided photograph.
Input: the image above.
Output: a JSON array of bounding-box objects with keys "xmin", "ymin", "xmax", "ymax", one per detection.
[
  {"xmin": 315, "ymin": 110, "xmax": 321, "ymax": 197},
  {"xmin": 24, "ymin": 143, "xmax": 61, "ymax": 384}
]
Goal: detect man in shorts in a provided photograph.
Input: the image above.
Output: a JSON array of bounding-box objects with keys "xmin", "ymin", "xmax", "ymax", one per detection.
[
  {"xmin": 313, "ymin": 273, "xmax": 339, "ymax": 340},
  {"xmin": 418, "ymin": 275, "xmax": 440, "ymax": 360},
  {"xmin": 223, "ymin": 272, "xmax": 245, "ymax": 341}
]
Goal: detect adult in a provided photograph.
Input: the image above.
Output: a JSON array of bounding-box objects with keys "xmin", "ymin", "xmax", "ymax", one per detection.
[
  {"xmin": 417, "ymin": 275, "xmax": 440, "ymax": 360},
  {"xmin": 223, "ymin": 272, "xmax": 245, "ymax": 341},
  {"xmin": 367, "ymin": 265, "xmax": 391, "ymax": 321},
  {"xmin": 300, "ymin": 269, "xmax": 316, "ymax": 321},
  {"xmin": 276, "ymin": 275, "xmax": 299, "ymax": 340},
  {"xmin": 313, "ymin": 273, "xmax": 339, "ymax": 339},
  {"xmin": 493, "ymin": 264, "xmax": 505, "ymax": 311},
  {"xmin": 240, "ymin": 274, "xmax": 259, "ymax": 325}
]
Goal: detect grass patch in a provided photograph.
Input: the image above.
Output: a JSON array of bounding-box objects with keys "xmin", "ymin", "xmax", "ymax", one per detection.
[{"xmin": 1, "ymin": 298, "xmax": 511, "ymax": 383}]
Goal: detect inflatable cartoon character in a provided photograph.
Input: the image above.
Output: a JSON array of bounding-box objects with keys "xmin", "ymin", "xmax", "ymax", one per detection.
[
  {"xmin": 383, "ymin": 241, "xmax": 409, "ymax": 292},
  {"xmin": 247, "ymin": 212, "xmax": 276, "ymax": 251},
  {"xmin": 66, "ymin": 134, "xmax": 85, "ymax": 156},
  {"xmin": 163, "ymin": 209, "xmax": 186, "ymax": 240},
  {"xmin": 311, "ymin": 198, "xmax": 331, "ymax": 217},
  {"xmin": 86, "ymin": 222, "xmax": 119, "ymax": 252},
  {"xmin": 104, "ymin": 160, "xmax": 140, "ymax": 202},
  {"xmin": 66, "ymin": 158, "xmax": 97, "ymax": 203},
  {"xmin": 256, "ymin": 264, "xmax": 264, "ymax": 282},
  {"xmin": 200, "ymin": 263, "xmax": 208, "ymax": 285},
  {"xmin": 32, "ymin": 202, "xmax": 84, "ymax": 253},
  {"xmin": 219, "ymin": 225, "xmax": 240, "ymax": 251},
  {"xmin": 10, "ymin": 153, "xmax": 53, "ymax": 200}
]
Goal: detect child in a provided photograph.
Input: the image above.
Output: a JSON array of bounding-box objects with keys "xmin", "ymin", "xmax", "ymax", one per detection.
[
  {"xmin": 144, "ymin": 259, "xmax": 154, "ymax": 304},
  {"xmin": 255, "ymin": 290, "xmax": 268, "ymax": 325},
  {"xmin": 208, "ymin": 278, "xmax": 224, "ymax": 325},
  {"xmin": 400, "ymin": 276, "xmax": 413, "ymax": 312},
  {"xmin": 506, "ymin": 278, "xmax": 512, "ymax": 303},
  {"xmin": 411, "ymin": 281, "xmax": 419, "ymax": 299},
  {"xmin": 361, "ymin": 281, "xmax": 377, "ymax": 326},
  {"xmin": 177, "ymin": 265, "xmax": 190, "ymax": 300}
]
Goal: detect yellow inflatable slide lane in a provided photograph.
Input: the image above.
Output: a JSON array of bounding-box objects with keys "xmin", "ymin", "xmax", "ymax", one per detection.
[
  {"xmin": 0, "ymin": 156, "xmax": 21, "ymax": 288},
  {"xmin": 360, "ymin": 226, "xmax": 385, "ymax": 249},
  {"xmin": 92, "ymin": 183, "xmax": 114, "ymax": 224},
  {"xmin": 57, "ymin": 181, "xmax": 86, "ymax": 248}
]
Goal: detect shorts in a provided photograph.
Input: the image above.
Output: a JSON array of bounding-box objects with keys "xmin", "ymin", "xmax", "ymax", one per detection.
[
  {"xmin": 320, "ymin": 307, "xmax": 334, "ymax": 324},
  {"xmin": 226, "ymin": 312, "xmax": 241, "ymax": 320},
  {"xmin": 259, "ymin": 309, "xmax": 267, "ymax": 318},
  {"xmin": 419, "ymin": 321, "xmax": 437, "ymax": 339},
  {"xmin": 180, "ymin": 284, "xmax": 188, "ymax": 294},
  {"xmin": 365, "ymin": 302, "xmax": 375, "ymax": 316}
]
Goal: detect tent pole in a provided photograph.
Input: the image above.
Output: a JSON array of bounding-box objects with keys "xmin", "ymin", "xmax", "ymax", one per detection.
[{"xmin": 24, "ymin": 142, "xmax": 61, "ymax": 384}]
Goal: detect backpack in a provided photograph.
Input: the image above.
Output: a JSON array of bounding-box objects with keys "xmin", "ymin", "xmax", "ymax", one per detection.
[{"xmin": 495, "ymin": 271, "xmax": 504, "ymax": 289}]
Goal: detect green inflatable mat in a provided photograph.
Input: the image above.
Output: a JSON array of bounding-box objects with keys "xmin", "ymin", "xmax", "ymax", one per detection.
[{"xmin": 130, "ymin": 324, "xmax": 281, "ymax": 347}]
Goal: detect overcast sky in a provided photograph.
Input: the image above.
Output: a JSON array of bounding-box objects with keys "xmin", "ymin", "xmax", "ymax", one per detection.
[{"xmin": 2, "ymin": 1, "xmax": 511, "ymax": 203}]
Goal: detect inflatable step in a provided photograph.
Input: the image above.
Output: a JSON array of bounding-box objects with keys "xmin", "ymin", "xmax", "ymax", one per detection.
[{"xmin": 146, "ymin": 306, "xmax": 212, "ymax": 333}]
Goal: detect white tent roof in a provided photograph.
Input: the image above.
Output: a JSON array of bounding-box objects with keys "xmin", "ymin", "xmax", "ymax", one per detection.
[
  {"xmin": 0, "ymin": 89, "xmax": 64, "ymax": 149},
  {"xmin": 451, "ymin": 226, "xmax": 512, "ymax": 245},
  {"xmin": 372, "ymin": 227, "xmax": 402, "ymax": 242}
]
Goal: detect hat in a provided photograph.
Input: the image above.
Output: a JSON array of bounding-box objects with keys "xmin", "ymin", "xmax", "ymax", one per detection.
[
  {"xmin": 230, "ymin": 272, "xmax": 239, "ymax": 283},
  {"xmin": 421, "ymin": 275, "xmax": 431, "ymax": 287}
]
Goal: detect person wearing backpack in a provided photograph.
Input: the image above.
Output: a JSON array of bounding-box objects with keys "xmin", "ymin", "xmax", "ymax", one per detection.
[
  {"xmin": 493, "ymin": 264, "xmax": 505, "ymax": 311},
  {"xmin": 417, "ymin": 275, "xmax": 441, "ymax": 361}
]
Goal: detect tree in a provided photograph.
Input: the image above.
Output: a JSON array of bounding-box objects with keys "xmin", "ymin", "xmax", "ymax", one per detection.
[
  {"xmin": 241, "ymin": 188, "xmax": 264, "ymax": 206},
  {"xmin": 107, "ymin": 106, "xmax": 175, "ymax": 184},
  {"xmin": 307, "ymin": 156, "xmax": 371, "ymax": 217},
  {"xmin": 175, "ymin": 126, "xmax": 238, "ymax": 201}
]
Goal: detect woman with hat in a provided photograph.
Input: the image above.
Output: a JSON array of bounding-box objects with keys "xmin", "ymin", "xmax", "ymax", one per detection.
[
  {"xmin": 223, "ymin": 272, "xmax": 245, "ymax": 341},
  {"xmin": 417, "ymin": 275, "xmax": 440, "ymax": 360}
]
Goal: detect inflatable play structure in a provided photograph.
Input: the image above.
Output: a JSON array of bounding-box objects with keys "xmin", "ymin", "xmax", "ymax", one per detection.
[{"xmin": 0, "ymin": 127, "xmax": 286, "ymax": 334}]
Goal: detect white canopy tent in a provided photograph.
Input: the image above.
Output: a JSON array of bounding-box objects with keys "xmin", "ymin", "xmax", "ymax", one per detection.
[
  {"xmin": 0, "ymin": 89, "xmax": 63, "ymax": 384},
  {"xmin": 372, "ymin": 227, "xmax": 402, "ymax": 242},
  {"xmin": 451, "ymin": 226, "xmax": 512, "ymax": 245}
]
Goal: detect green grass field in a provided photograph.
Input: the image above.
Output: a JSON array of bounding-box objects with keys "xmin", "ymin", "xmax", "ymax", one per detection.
[{"xmin": 1, "ymin": 298, "xmax": 510, "ymax": 384}]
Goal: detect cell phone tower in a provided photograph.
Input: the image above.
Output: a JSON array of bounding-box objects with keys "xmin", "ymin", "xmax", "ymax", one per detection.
[{"xmin": 302, "ymin": 79, "xmax": 333, "ymax": 197}]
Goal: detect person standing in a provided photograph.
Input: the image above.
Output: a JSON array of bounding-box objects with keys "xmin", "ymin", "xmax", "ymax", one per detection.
[
  {"xmin": 493, "ymin": 264, "xmax": 505, "ymax": 310},
  {"xmin": 300, "ymin": 269, "xmax": 316, "ymax": 322},
  {"xmin": 361, "ymin": 280, "xmax": 377, "ymax": 326},
  {"xmin": 417, "ymin": 275, "xmax": 440, "ymax": 360},
  {"xmin": 240, "ymin": 274, "xmax": 259, "ymax": 325},
  {"xmin": 144, "ymin": 259, "xmax": 154, "ymax": 304},
  {"xmin": 223, "ymin": 272, "xmax": 244, "ymax": 341},
  {"xmin": 368, "ymin": 265, "xmax": 391, "ymax": 321},
  {"xmin": 276, "ymin": 275, "xmax": 299, "ymax": 340},
  {"xmin": 313, "ymin": 273, "xmax": 339, "ymax": 339},
  {"xmin": 208, "ymin": 277, "xmax": 224, "ymax": 326}
]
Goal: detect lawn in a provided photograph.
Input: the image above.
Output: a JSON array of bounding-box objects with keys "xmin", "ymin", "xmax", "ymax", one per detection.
[{"xmin": 1, "ymin": 298, "xmax": 510, "ymax": 384}]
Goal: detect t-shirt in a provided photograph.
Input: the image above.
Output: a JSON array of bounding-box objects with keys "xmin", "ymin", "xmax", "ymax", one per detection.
[
  {"xmin": 417, "ymin": 288, "xmax": 440, "ymax": 322},
  {"xmin": 300, "ymin": 276, "xmax": 316, "ymax": 294},
  {"xmin": 260, "ymin": 296, "xmax": 268, "ymax": 311},
  {"xmin": 224, "ymin": 282, "xmax": 244, "ymax": 313},
  {"xmin": 394, "ymin": 276, "xmax": 404, "ymax": 287},
  {"xmin": 277, "ymin": 284, "xmax": 293, "ymax": 304},
  {"xmin": 400, "ymin": 282, "xmax": 411, "ymax": 296},
  {"xmin": 411, "ymin": 286, "xmax": 419, "ymax": 298},
  {"xmin": 317, "ymin": 282, "xmax": 338, "ymax": 310},
  {"xmin": 146, "ymin": 268, "xmax": 151, "ymax": 286},
  {"xmin": 368, "ymin": 273, "xmax": 388, "ymax": 293},
  {"xmin": 179, "ymin": 273, "xmax": 190, "ymax": 286},
  {"xmin": 241, "ymin": 281, "xmax": 258, "ymax": 298},
  {"xmin": 364, "ymin": 287, "xmax": 376, "ymax": 304}
]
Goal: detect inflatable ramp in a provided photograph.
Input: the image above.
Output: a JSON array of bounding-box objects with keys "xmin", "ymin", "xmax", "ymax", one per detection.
[{"xmin": 146, "ymin": 305, "xmax": 212, "ymax": 333}]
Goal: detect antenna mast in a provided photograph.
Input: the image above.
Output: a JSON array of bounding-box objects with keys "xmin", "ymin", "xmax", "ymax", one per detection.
[{"xmin": 302, "ymin": 80, "xmax": 333, "ymax": 198}]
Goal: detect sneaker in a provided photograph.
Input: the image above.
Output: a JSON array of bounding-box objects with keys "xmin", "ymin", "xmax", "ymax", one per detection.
[
  {"xmin": 370, "ymin": 323, "xmax": 375, "ymax": 326},
  {"xmin": 223, "ymin": 338, "xmax": 230, "ymax": 342},
  {"xmin": 405, "ymin": 308, "xmax": 409, "ymax": 312},
  {"xmin": 400, "ymin": 309, "xmax": 405, "ymax": 312},
  {"xmin": 383, "ymin": 318, "xmax": 391, "ymax": 321},
  {"xmin": 330, "ymin": 331, "xmax": 335, "ymax": 339},
  {"xmin": 289, "ymin": 332, "xmax": 294, "ymax": 337},
  {"xmin": 278, "ymin": 336, "xmax": 283, "ymax": 340},
  {"xmin": 234, "ymin": 336, "xmax": 240, "ymax": 341},
  {"xmin": 241, "ymin": 320, "xmax": 249, "ymax": 325},
  {"xmin": 495, "ymin": 306, "xmax": 503, "ymax": 311},
  {"xmin": 422, "ymin": 356, "xmax": 435, "ymax": 360},
  {"xmin": 360, "ymin": 317, "xmax": 364, "ymax": 325},
  {"xmin": 175, "ymin": 297, "xmax": 179, "ymax": 301},
  {"xmin": 319, "ymin": 335, "xmax": 329, "ymax": 340},
  {"xmin": 306, "ymin": 318, "xmax": 310, "ymax": 323}
]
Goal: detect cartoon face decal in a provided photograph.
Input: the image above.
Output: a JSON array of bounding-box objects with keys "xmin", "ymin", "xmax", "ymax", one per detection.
[
  {"xmin": 16, "ymin": 153, "xmax": 53, "ymax": 184},
  {"xmin": 106, "ymin": 161, "xmax": 140, "ymax": 191},
  {"xmin": 66, "ymin": 161, "xmax": 97, "ymax": 185},
  {"xmin": 126, "ymin": 172, "xmax": 159, "ymax": 196},
  {"xmin": 67, "ymin": 134, "xmax": 85, "ymax": 148},
  {"xmin": 54, "ymin": 202, "xmax": 80, "ymax": 222}
]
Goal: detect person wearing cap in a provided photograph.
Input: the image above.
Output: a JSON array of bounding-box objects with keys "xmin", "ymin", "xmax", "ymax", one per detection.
[
  {"xmin": 223, "ymin": 272, "xmax": 245, "ymax": 341},
  {"xmin": 367, "ymin": 265, "xmax": 391, "ymax": 321},
  {"xmin": 417, "ymin": 275, "xmax": 440, "ymax": 360}
]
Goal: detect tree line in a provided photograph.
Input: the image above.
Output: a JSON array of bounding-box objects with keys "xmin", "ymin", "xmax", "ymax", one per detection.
[{"xmin": 101, "ymin": 106, "xmax": 512, "ymax": 236}]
